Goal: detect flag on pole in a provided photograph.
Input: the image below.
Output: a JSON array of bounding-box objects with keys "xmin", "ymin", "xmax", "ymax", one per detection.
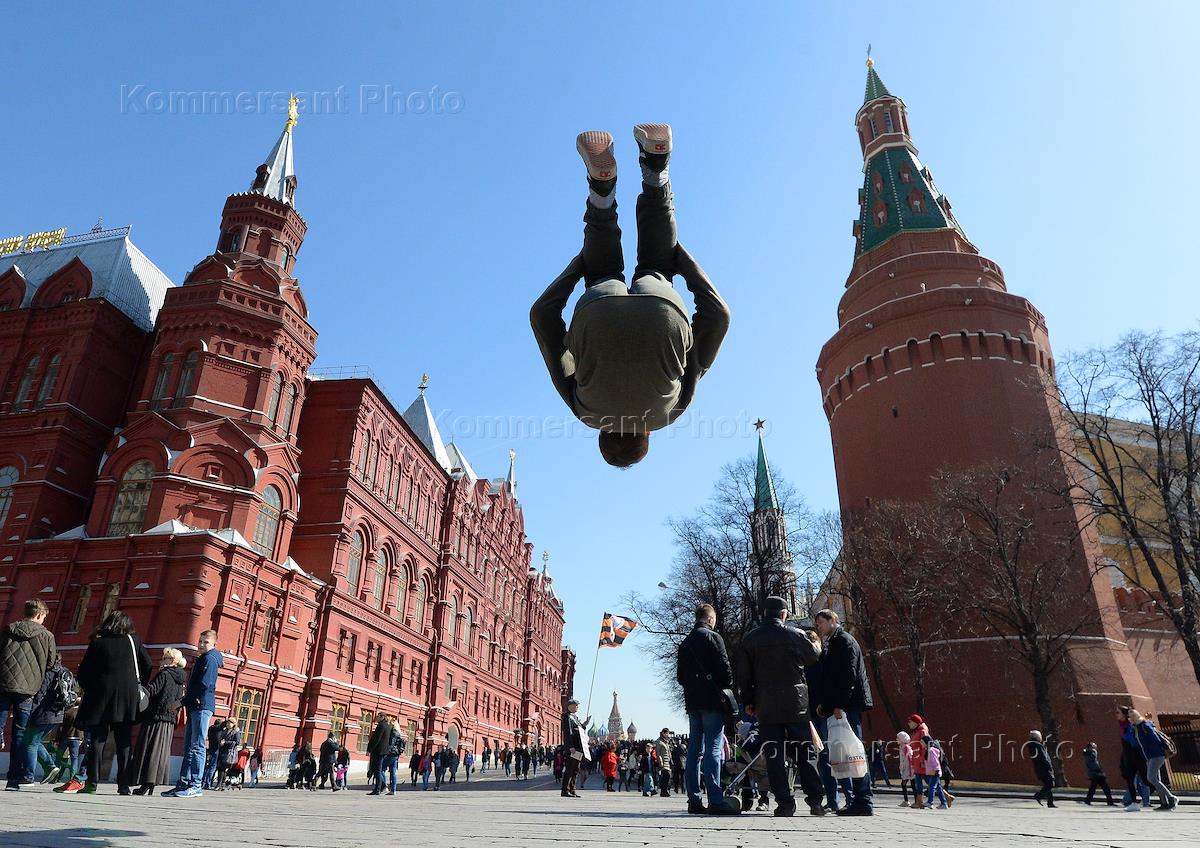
[{"xmin": 599, "ymin": 613, "xmax": 637, "ymax": 648}]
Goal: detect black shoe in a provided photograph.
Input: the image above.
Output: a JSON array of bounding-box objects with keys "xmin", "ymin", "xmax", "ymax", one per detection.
[
  {"xmin": 774, "ymin": 804, "xmax": 796, "ymax": 817},
  {"xmin": 369, "ymin": 790, "xmax": 380, "ymax": 796},
  {"xmin": 809, "ymin": 804, "xmax": 827, "ymax": 817},
  {"xmin": 706, "ymin": 797, "xmax": 742, "ymax": 816},
  {"xmin": 841, "ymin": 804, "xmax": 874, "ymax": 816},
  {"xmin": 1035, "ymin": 795, "xmax": 1044, "ymax": 806},
  {"xmin": 687, "ymin": 799, "xmax": 706, "ymax": 814}
]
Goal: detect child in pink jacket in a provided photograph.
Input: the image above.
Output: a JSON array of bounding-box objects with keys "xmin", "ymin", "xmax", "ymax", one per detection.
[{"xmin": 923, "ymin": 736, "xmax": 949, "ymax": 809}]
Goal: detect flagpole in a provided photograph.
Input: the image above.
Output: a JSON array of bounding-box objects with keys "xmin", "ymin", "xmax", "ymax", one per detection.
[{"xmin": 584, "ymin": 640, "xmax": 601, "ymax": 723}]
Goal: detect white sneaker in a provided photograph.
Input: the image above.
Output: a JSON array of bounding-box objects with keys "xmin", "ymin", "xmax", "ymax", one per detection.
[
  {"xmin": 633, "ymin": 123, "xmax": 672, "ymax": 156},
  {"xmin": 899, "ymin": 799, "xmax": 910, "ymax": 806},
  {"xmin": 1124, "ymin": 802, "xmax": 1141, "ymax": 812},
  {"xmin": 576, "ymin": 131, "xmax": 616, "ymax": 181}
]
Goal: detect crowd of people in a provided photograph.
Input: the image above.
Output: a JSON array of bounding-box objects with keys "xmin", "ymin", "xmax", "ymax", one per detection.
[{"xmin": 0, "ymin": 595, "xmax": 1188, "ymax": 813}]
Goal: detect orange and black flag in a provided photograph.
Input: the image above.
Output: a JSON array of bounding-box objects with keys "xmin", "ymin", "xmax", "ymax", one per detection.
[{"xmin": 599, "ymin": 613, "xmax": 637, "ymax": 648}]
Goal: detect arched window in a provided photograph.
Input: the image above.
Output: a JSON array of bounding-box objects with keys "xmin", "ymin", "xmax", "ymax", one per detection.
[
  {"xmin": 446, "ymin": 595, "xmax": 458, "ymax": 647},
  {"xmin": 14, "ymin": 355, "xmax": 40, "ymax": 410},
  {"xmin": 266, "ymin": 372, "xmax": 284, "ymax": 423},
  {"xmin": 346, "ymin": 530, "xmax": 364, "ymax": 593},
  {"xmin": 34, "ymin": 354, "xmax": 61, "ymax": 409},
  {"xmin": 100, "ymin": 582, "xmax": 120, "ymax": 620},
  {"xmin": 173, "ymin": 350, "xmax": 200, "ymax": 408},
  {"xmin": 69, "ymin": 584, "xmax": 91, "ymax": 633},
  {"xmin": 150, "ymin": 353, "xmax": 175, "ymax": 408},
  {"xmin": 359, "ymin": 432, "xmax": 371, "ymax": 480},
  {"xmin": 280, "ymin": 383, "xmax": 298, "ymax": 433},
  {"xmin": 414, "ymin": 579, "xmax": 428, "ymax": 631},
  {"xmin": 251, "ymin": 485, "xmax": 282, "ymax": 557},
  {"xmin": 372, "ymin": 547, "xmax": 388, "ymax": 609},
  {"xmin": 461, "ymin": 608, "xmax": 473, "ymax": 656},
  {"xmin": 395, "ymin": 564, "xmax": 410, "ymax": 622},
  {"xmin": 0, "ymin": 465, "xmax": 17, "ymax": 528},
  {"xmin": 106, "ymin": 460, "xmax": 155, "ymax": 536}
]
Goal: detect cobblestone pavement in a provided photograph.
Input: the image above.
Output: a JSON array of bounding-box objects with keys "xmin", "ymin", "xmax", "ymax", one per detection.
[{"xmin": 0, "ymin": 773, "xmax": 1193, "ymax": 848}]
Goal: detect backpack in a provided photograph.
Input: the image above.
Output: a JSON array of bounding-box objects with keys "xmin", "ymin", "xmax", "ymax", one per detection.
[
  {"xmin": 55, "ymin": 667, "xmax": 80, "ymax": 710},
  {"xmin": 1157, "ymin": 729, "xmax": 1178, "ymax": 758}
]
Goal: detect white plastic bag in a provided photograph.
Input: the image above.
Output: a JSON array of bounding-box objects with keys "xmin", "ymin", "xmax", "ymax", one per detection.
[{"xmin": 826, "ymin": 715, "xmax": 867, "ymax": 779}]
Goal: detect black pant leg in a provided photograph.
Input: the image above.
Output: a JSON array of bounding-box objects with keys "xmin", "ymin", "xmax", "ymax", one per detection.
[
  {"xmin": 1101, "ymin": 778, "xmax": 1113, "ymax": 803},
  {"xmin": 634, "ymin": 183, "xmax": 677, "ymax": 279},
  {"xmin": 86, "ymin": 725, "xmax": 109, "ymax": 783},
  {"xmin": 760, "ymin": 724, "xmax": 794, "ymax": 809},
  {"xmin": 1086, "ymin": 779, "xmax": 1096, "ymax": 802},
  {"xmin": 581, "ymin": 202, "xmax": 624, "ymax": 285},
  {"xmin": 113, "ymin": 722, "xmax": 133, "ymax": 790}
]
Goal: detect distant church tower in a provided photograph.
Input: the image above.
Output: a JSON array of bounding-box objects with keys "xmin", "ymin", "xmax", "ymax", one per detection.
[
  {"xmin": 607, "ymin": 690, "xmax": 625, "ymax": 741},
  {"xmin": 750, "ymin": 422, "xmax": 797, "ymax": 613},
  {"xmin": 813, "ymin": 59, "xmax": 1152, "ymax": 781}
]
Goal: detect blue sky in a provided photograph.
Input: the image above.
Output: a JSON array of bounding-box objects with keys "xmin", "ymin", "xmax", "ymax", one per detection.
[{"xmin": 2, "ymin": 1, "xmax": 1196, "ymax": 735}]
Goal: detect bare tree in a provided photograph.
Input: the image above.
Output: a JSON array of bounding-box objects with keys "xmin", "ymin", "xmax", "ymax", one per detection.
[
  {"xmin": 934, "ymin": 458, "xmax": 1102, "ymax": 785},
  {"xmin": 815, "ymin": 507, "xmax": 901, "ymax": 729},
  {"xmin": 623, "ymin": 455, "xmax": 823, "ymax": 710},
  {"xmin": 833, "ymin": 501, "xmax": 959, "ymax": 719},
  {"xmin": 1056, "ymin": 330, "xmax": 1200, "ymax": 689}
]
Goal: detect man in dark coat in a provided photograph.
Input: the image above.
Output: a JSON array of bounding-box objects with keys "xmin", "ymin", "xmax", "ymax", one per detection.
[
  {"xmin": 560, "ymin": 698, "xmax": 589, "ymax": 798},
  {"xmin": 676, "ymin": 603, "xmax": 738, "ymax": 815},
  {"xmin": 813, "ymin": 609, "xmax": 873, "ymax": 815},
  {"xmin": 0, "ymin": 599, "xmax": 56, "ymax": 787},
  {"xmin": 737, "ymin": 596, "xmax": 825, "ymax": 817},
  {"xmin": 317, "ymin": 732, "xmax": 339, "ymax": 789},
  {"xmin": 1028, "ymin": 730, "xmax": 1056, "ymax": 807}
]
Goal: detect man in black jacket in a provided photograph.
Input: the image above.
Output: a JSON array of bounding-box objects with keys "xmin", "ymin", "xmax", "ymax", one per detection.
[
  {"xmin": 1028, "ymin": 730, "xmax": 1056, "ymax": 808},
  {"xmin": 560, "ymin": 698, "xmax": 589, "ymax": 798},
  {"xmin": 676, "ymin": 603, "xmax": 738, "ymax": 815},
  {"xmin": 737, "ymin": 596, "xmax": 826, "ymax": 817},
  {"xmin": 813, "ymin": 609, "xmax": 874, "ymax": 815}
]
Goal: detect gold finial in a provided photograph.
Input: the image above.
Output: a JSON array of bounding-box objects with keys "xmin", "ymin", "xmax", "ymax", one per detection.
[
  {"xmin": 509, "ymin": 448, "xmax": 516, "ymax": 463},
  {"xmin": 285, "ymin": 95, "xmax": 299, "ymax": 134},
  {"xmin": 866, "ymin": 43, "xmax": 874, "ymax": 68},
  {"xmin": 418, "ymin": 373, "xmax": 429, "ymax": 391}
]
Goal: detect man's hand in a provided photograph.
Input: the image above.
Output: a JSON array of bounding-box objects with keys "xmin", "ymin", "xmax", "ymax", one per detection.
[
  {"xmin": 745, "ymin": 704, "xmax": 756, "ymax": 717},
  {"xmin": 833, "ymin": 708, "xmax": 845, "ymax": 721}
]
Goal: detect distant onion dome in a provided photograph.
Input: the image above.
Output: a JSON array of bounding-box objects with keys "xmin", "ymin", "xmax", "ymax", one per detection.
[{"xmin": 627, "ymin": 721, "xmax": 638, "ymax": 739}]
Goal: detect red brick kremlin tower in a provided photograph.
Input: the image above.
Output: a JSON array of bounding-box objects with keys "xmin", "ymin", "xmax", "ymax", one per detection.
[
  {"xmin": 815, "ymin": 61, "xmax": 1153, "ymax": 782},
  {"xmin": 0, "ymin": 104, "xmax": 570, "ymax": 769}
]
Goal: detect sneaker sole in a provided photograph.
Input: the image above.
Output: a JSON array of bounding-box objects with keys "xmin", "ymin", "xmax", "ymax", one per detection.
[
  {"xmin": 576, "ymin": 131, "xmax": 616, "ymax": 181},
  {"xmin": 633, "ymin": 123, "xmax": 672, "ymax": 155}
]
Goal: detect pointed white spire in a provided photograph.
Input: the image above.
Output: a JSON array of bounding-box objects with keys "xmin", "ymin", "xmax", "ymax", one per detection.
[
  {"xmin": 401, "ymin": 374, "xmax": 451, "ymax": 472},
  {"xmin": 506, "ymin": 448, "xmax": 517, "ymax": 500},
  {"xmin": 250, "ymin": 95, "xmax": 298, "ymax": 205}
]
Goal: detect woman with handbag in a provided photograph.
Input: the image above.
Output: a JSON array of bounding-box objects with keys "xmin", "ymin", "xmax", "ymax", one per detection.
[
  {"xmin": 130, "ymin": 647, "xmax": 186, "ymax": 795},
  {"xmin": 73, "ymin": 610, "xmax": 151, "ymax": 795}
]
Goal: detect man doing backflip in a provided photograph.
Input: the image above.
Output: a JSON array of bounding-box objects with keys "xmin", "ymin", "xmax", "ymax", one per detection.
[{"xmin": 531, "ymin": 125, "xmax": 731, "ymax": 467}]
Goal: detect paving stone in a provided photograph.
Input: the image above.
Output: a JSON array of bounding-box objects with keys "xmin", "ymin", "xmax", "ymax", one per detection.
[{"xmin": 0, "ymin": 773, "xmax": 1193, "ymax": 848}]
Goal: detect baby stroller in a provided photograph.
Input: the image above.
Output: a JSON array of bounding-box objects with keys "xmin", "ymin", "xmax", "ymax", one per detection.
[{"xmin": 722, "ymin": 721, "xmax": 774, "ymax": 811}]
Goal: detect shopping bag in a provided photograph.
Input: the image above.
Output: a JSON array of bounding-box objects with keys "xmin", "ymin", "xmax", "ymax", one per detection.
[
  {"xmin": 809, "ymin": 721, "xmax": 825, "ymax": 754},
  {"xmin": 826, "ymin": 715, "xmax": 867, "ymax": 779}
]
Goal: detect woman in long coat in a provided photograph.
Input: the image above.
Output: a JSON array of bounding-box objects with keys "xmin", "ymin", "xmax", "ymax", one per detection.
[
  {"xmin": 75, "ymin": 610, "xmax": 151, "ymax": 794},
  {"xmin": 130, "ymin": 647, "xmax": 186, "ymax": 795}
]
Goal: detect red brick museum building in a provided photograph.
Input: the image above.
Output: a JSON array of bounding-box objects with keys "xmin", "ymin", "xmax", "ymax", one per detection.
[{"xmin": 0, "ymin": 113, "xmax": 571, "ymax": 767}]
